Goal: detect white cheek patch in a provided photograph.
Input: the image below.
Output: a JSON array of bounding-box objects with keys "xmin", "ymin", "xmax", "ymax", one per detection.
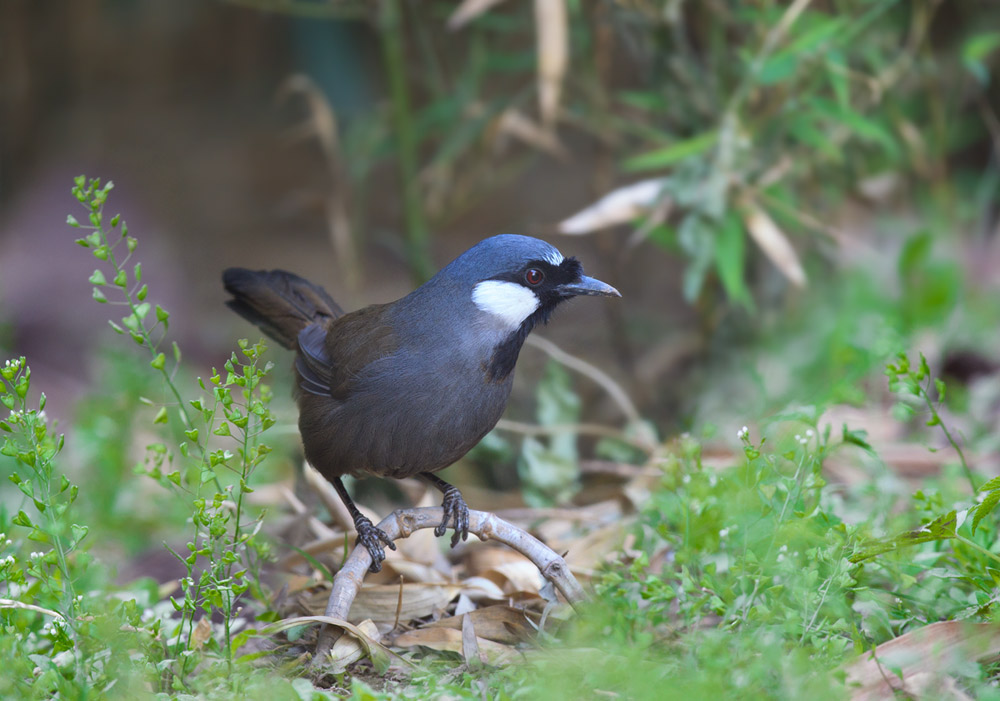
[{"xmin": 471, "ymin": 280, "xmax": 540, "ymax": 329}]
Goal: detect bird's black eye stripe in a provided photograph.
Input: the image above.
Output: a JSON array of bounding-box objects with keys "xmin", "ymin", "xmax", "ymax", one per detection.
[{"xmin": 490, "ymin": 258, "xmax": 583, "ymax": 290}]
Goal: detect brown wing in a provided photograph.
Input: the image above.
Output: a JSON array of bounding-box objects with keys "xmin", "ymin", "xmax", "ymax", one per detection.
[
  {"xmin": 223, "ymin": 268, "xmax": 344, "ymax": 350},
  {"xmin": 294, "ymin": 303, "xmax": 398, "ymax": 400}
]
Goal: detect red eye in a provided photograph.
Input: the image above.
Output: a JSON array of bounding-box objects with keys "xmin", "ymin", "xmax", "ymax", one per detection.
[{"xmin": 525, "ymin": 268, "xmax": 544, "ymax": 286}]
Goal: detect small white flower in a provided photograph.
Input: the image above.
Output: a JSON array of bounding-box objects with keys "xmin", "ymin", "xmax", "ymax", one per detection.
[
  {"xmin": 799, "ymin": 437, "xmax": 808, "ymax": 445},
  {"xmin": 719, "ymin": 528, "xmax": 730, "ymax": 538},
  {"xmin": 682, "ymin": 474, "xmax": 691, "ymax": 484},
  {"xmin": 794, "ymin": 434, "xmax": 801, "ymax": 441},
  {"xmin": 805, "ymin": 429, "xmax": 814, "ymax": 437}
]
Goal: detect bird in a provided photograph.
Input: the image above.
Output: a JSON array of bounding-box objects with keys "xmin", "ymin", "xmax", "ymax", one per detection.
[{"xmin": 222, "ymin": 234, "xmax": 620, "ymax": 572}]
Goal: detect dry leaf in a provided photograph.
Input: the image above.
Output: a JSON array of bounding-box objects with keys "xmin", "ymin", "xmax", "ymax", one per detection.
[
  {"xmin": 534, "ymin": 0, "xmax": 567, "ymax": 126},
  {"xmin": 268, "ymin": 615, "xmax": 401, "ymax": 674},
  {"xmin": 282, "ymin": 573, "xmax": 318, "ymax": 594},
  {"xmin": 432, "ymin": 606, "xmax": 539, "ymax": 644},
  {"xmin": 467, "ymin": 548, "xmax": 545, "ymax": 595},
  {"xmin": 466, "ymin": 545, "xmax": 533, "ymax": 575},
  {"xmin": 462, "ymin": 613, "xmax": 485, "ymax": 666},
  {"xmin": 483, "ymin": 560, "xmax": 544, "ymax": 595},
  {"xmin": 277, "ymin": 74, "xmax": 338, "ymax": 155},
  {"xmin": 304, "ymin": 583, "xmax": 460, "ymax": 623},
  {"xmin": 742, "ymin": 200, "xmax": 807, "ymax": 288},
  {"xmin": 350, "ymin": 583, "xmax": 460, "ymax": 624},
  {"xmin": 461, "ymin": 576, "xmax": 507, "ymax": 601},
  {"xmin": 454, "ymin": 593, "xmax": 476, "ymax": 616},
  {"xmin": 558, "ymin": 179, "xmax": 668, "ymax": 234},
  {"xmin": 328, "ymin": 618, "xmax": 381, "ymax": 674},
  {"xmin": 448, "ymin": 0, "xmax": 508, "ymax": 30},
  {"xmin": 843, "ymin": 621, "xmax": 1000, "ymax": 700},
  {"xmin": 562, "ymin": 521, "xmax": 627, "ymax": 571},
  {"xmin": 394, "ymin": 627, "xmax": 519, "ymax": 665},
  {"xmin": 192, "ymin": 617, "xmax": 212, "ymax": 649},
  {"xmin": 495, "ymin": 108, "xmax": 568, "ymax": 158},
  {"xmin": 380, "ymin": 559, "xmax": 449, "ymax": 584}
]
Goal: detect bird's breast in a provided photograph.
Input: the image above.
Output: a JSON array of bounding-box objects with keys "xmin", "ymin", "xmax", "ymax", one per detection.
[{"xmin": 297, "ymin": 347, "xmax": 513, "ymax": 480}]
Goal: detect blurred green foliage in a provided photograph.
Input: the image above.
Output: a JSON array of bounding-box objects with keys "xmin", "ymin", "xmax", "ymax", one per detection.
[
  {"xmin": 1, "ymin": 1, "xmax": 1000, "ymax": 698},
  {"xmin": 316, "ymin": 0, "xmax": 1000, "ymax": 313}
]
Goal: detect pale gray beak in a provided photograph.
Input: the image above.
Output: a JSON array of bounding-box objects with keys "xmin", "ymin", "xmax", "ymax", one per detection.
[{"xmin": 557, "ymin": 275, "xmax": 621, "ymax": 298}]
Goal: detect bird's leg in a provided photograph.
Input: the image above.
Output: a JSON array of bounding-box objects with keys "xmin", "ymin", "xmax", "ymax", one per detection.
[
  {"xmin": 331, "ymin": 477, "xmax": 396, "ymax": 573},
  {"xmin": 420, "ymin": 472, "xmax": 470, "ymax": 548}
]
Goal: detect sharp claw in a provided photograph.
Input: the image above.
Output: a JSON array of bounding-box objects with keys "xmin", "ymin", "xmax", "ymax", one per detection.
[
  {"xmin": 355, "ymin": 516, "xmax": 395, "ymax": 573},
  {"xmin": 437, "ymin": 487, "xmax": 470, "ymax": 550}
]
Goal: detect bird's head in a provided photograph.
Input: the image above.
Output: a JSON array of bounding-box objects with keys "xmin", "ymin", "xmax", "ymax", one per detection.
[{"xmin": 429, "ymin": 234, "xmax": 620, "ymax": 380}]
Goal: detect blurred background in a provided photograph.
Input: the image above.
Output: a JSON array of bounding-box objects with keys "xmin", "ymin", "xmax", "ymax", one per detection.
[
  {"xmin": 2, "ymin": 0, "xmax": 1000, "ymax": 695},
  {"xmin": 3, "ymin": 0, "xmax": 999, "ymax": 421},
  {"xmin": 4, "ymin": 0, "xmax": 1000, "ymax": 525}
]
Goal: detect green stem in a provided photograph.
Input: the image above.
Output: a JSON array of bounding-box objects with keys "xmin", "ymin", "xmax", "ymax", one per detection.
[
  {"xmin": 956, "ymin": 534, "xmax": 1000, "ymax": 567},
  {"xmin": 923, "ymin": 378, "xmax": 976, "ymax": 494},
  {"xmin": 94, "ymin": 216, "xmax": 225, "ymax": 495}
]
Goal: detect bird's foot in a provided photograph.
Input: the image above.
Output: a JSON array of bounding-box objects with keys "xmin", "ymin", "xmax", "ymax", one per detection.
[
  {"xmin": 435, "ymin": 486, "xmax": 470, "ymax": 548},
  {"xmin": 355, "ymin": 515, "xmax": 396, "ymax": 573}
]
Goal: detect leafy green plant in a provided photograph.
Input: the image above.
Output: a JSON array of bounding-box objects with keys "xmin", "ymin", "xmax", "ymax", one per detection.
[
  {"xmin": 0, "ymin": 357, "xmax": 80, "ymax": 623},
  {"xmin": 0, "ymin": 357, "xmax": 160, "ymax": 698},
  {"xmin": 70, "ymin": 175, "xmax": 278, "ymax": 689},
  {"xmin": 0, "ymin": 357, "xmax": 87, "ymax": 690},
  {"xmin": 517, "ymin": 360, "xmax": 582, "ymax": 506},
  {"xmin": 885, "ymin": 350, "xmax": 975, "ymax": 492}
]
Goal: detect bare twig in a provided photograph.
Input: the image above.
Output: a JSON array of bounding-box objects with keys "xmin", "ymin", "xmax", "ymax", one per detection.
[
  {"xmin": 280, "ymin": 486, "xmax": 339, "ymax": 541},
  {"xmin": 311, "ymin": 507, "xmax": 586, "ymax": 666},
  {"xmin": 0, "ymin": 599, "xmax": 64, "ymax": 619},
  {"xmin": 302, "ymin": 461, "xmax": 374, "ymax": 532},
  {"xmin": 494, "ymin": 418, "xmax": 653, "ymax": 453},
  {"xmin": 525, "ymin": 335, "xmax": 640, "ymax": 423}
]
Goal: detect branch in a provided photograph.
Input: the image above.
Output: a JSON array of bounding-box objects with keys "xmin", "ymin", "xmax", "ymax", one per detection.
[
  {"xmin": 525, "ymin": 335, "xmax": 641, "ymax": 423},
  {"xmin": 311, "ymin": 506, "xmax": 587, "ymax": 666}
]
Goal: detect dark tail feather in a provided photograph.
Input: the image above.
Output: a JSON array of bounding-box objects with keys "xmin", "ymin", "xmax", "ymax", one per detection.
[{"xmin": 222, "ymin": 268, "xmax": 343, "ymax": 349}]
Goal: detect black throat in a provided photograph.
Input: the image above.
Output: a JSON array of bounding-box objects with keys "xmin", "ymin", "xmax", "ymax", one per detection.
[
  {"xmin": 484, "ymin": 310, "xmax": 543, "ymax": 382},
  {"xmin": 483, "ymin": 257, "xmax": 583, "ymax": 382}
]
